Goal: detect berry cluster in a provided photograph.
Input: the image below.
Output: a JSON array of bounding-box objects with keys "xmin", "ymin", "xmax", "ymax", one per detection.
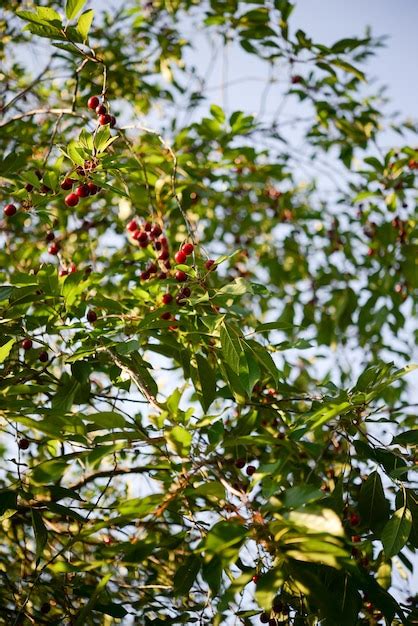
[
  {"xmin": 62, "ymin": 179, "xmax": 99, "ymax": 207},
  {"xmin": 87, "ymin": 95, "xmax": 116, "ymax": 128}
]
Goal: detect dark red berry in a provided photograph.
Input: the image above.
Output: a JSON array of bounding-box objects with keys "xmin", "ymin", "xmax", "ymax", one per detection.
[
  {"xmin": 40, "ymin": 602, "xmax": 51, "ymax": 614},
  {"xmin": 162, "ymin": 293, "xmax": 173, "ymax": 305},
  {"xmin": 158, "ymin": 250, "xmax": 169, "ymax": 261},
  {"xmin": 95, "ymin": 104, "xmax": 107, "ymax": 115},
  {"xmin": 180, "ymin": 286, "xmax": 191, "ymax": 298},
  {"xmin": 246, "ymin": 465, "xmax": 256, "ymax": 476},
  {"xmin": 137, "ymin": 231, "xmax": 148, "ymax": 243},
  {"xmin": 22, "ymin": 338, "xmax": 33, "ymax": 351},
  {"xmin": 59, "ymin": 269, "xmax": 68, "ymax": 277},
  {"xmin": 175, "ymin": 270, "xmax": 187, "ymax": 282},
  {"xmin": 98, "ymin": 114, "xmax": 112, "ymax": 125},
  {"xmin": 351, "ymin": 535, "xmax": 361, "ymax": 543},
  {"xmin": 164, "ymin": 261, "xmax": 172, "ymax": 270},
  {"xmin": 87, "ymin": 309, "xmax": 97, "ymax": 323},
  {"xmin": 148, "ymin": 263, "xmax": 158, "ymax": 274},
  {"xmin": 349, "ymin": 513, "xmax": 360, "ymax": 526},
  {"xmin": 40, "ymin": 184, "xmax": 51, "ymax": 194},
  {"xmin": 175, "ymin": 250, "xmax": 187, "ymax": 264},
  {"xmin": 75, "ymin": 184, "xmax": 90, "ymax": 198},
  {"xmin": 65, "ymin": 193, "xmax": 79, "ymax": 207},
  {"xmin": 110, "ymin": 115, "xmax": 116, "ymax": 128},
  {"xmin": 205, "ymin": 259, "xmax": 215, "ymax": 270},
  {"xmin": 127, "ymin": 219, "xmax": 138, "ymax": 232},
  {"xmin": 260, "ymin": 614, "xmax": 270, "ymax": 624},
  {"xmin": 69, "ymin": 262, "xmax": 77, "ymax": 273},
  {"xmin": 291, "ymin": 75, "xmax": 302, "ymax": 84},
  {"xmin": 60, "ymin": 178, "xmax": 75, "ymax": 190},
  {"xmin": 158, "ymin": 272, "xmax": 167, "ymax": 280},
  {"xmin": 160, "ymin": 311, "xmax": 171, "ymax": 320},
  {"xmin": 4, "ymin": 203, "xmax": 17, "ymax": 217},
  {"xmin": 88, "ymin": 96, "xmax": 100, "ymax": 110},
  {"xmin": 25, "ymin": 183, "xmax": 34, "ymax": 192},
  {"xmin": 87, "ymin": 182, "xmax": 99, "ymax": 195},
  {"xmin": 150, "ymin": 225, "xmax": 162, "ymax": 238},
  {"xmin": 39, "ymin": 351, "xmax": 48, "ymax": 363},
  {"xmin": 144, "ymin": 222, "xmax": 152, "ymax": 232},
  {"xmin": 48, "ymin": 242, "xmax": 60, "ymax": 255},
  {"xmin": 159, "ymin": 235, "xmax": 168, "ymax": 247},
  {"xmin": 18, "ymin": 438, "xmax": 30, "ymax": 450},
  {"xmin": 45, "ymin": 231, "xmax": 55, "ymax": 242},
  {"xmin": 235, "ymin": 458, "xmax": 245, "ymax": 469},
  {"xmin": 140, "ymin": 270, "xmax": 150, "ymax": 280},
  {"xmin": 182, "ymin": 242, "xmax": 194, "ymax": 255}
]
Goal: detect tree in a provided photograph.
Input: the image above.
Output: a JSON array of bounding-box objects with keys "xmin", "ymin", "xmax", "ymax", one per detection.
[{"xmin": 0, "ymin": 1, "xmax": 417, "ymax": 624}]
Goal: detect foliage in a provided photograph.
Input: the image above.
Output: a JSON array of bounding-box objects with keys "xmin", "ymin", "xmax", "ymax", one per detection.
[{"xmin": 0, "ymin": 1, "xmax": 417, "ymax": 624}]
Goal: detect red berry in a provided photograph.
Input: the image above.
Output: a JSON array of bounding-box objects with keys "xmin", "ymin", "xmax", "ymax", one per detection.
[
  {"xmin": 139, "ymin": 240, "xmax": 149, "ymax": 249},
  {"xmin": 40, "ymin": 602, "xmax": 51, "ymax": 614},
  {"xmin": 351, "ymin": 535, "xmax": 361, "ymax": 543},
  {"xmin": 164, "ymin": 260, "xmax": 171, "ymax": 270},
  {"xmin": 59, "ymin": 268, "xmax": 68, "ymax": 277},
  {"xmin": 65, "ymin": 193, "xmax": 79, "ymax": 207},
  {"xmin": 291, "ymin": 75, "xmax": 302, "ymax": 84},
  {"xmin": 159, "ymin": 235, "xmax": 168, "ymax": 247},
  {"xmin": 260, "ymin": 614, "xmax": 270, "ymax": 624},
  {"xmin": 88, "ymin": 96, "xmax": 100, "ymax": 110},
  {"xmin": 45, "ymin": 231, "xmax": 55, "ymax": 242},
  {"xmin": 127, "ymin": 219, "xmax": 138, "ymax": 232},
  {"xmin": 140, "ymin": 270, "xmax": 150, "ymax": 280},
  {"xmin": 75, "ymin": 184, "xmax": 90, "ymax": 198},
  {"xmin": 150, "ymin": 225, "xmax": 162, "ymax": 238},
  {"xmin": 246, "ymin": 465, "xmax": 256, "ymax": 476},
  {"xmin": 252, "ymin": 574, "xmax": 260, "ymax": 584},
  {"xmin": 25, "ymin": 183, "xmax": 34, "ymax": 192},
  {"xmin": 180, "ymin": 286, "xmax": 191, "ymax": 298},
  {"xmin": 158, "ymin": 272, "xmax": 167, "ymax": 280},
  {"xmin": 18, "ymin": 438, "xmax": 30, "ymax": 450},
  {"xmin": 48, "ymin": 242, "xmax": 60, "ymax": 255},
  {"xmin": 69, "ymin": 262, "xmax": 77, "ymax": 273},
  {"xmin": 60, "ymin": 178, "xmax": 75, "ymax": 190},
  {"xmin": 349, "ymin": 513, "xmax": 360, "ymax": 526},
  {"xmin": 98, "ymin": 114, "xmax": 111, "ymax": 125},
  {"xmin": 137, "ymin": 231, "xmax": 149, "ymax": 244},
  {"xmin": 95, "ymin": 104, "xmax": 107, "ymax": 115},
  {"xmin": 144, "ymin": 222, "xmax": 152, "ymax": 232},
  {"xmin": 87, "ymin": 182, "xmax": 99, "ymax": 195},
  {"xmin": 158, "ymin": 250, "xmax": 169, "ymax": 261},
  {"xmin": 235, "ymin": 458, "xmax": 245, "ymax": 469},
  {"xmin": 148, "ymin": 263, "xmax": 158, "ymax": 274},
  {"xmin": 87, "ymin": 309, "xmax": 97, "ymax": 323},
  {"xmin": 160, "ymin": 311, "xmax": 171, "ymax": 320},
  {"xmin": 175, "ymin": 270, "xmax": 187, "ymax": 282},
  {"xmin": 162, "ymin": 293, "xmax": 173, "ymax": 305},
  {"xmin": 182, "ymin": 242, "xmax": 194, "ymax": 255},
  {"xmin": 4, "ymin": 203, "xmax": 17, "ymax": 217},
  {"xmin": 22, "ymin": 338, "xmax": 33, "ymax": 351},
  {"xmin": 110, "ymin": 115, "xmax": 116, "ymax": 128},
  {"xmin": 174, "ymin": 250, "xmax": 187, "ymax": 264},
  {"xmin": 205, "ymin": 259, "xmax": 215, "ymax": 270},
  {"xmin": 39, "ymin": 351, "xmax": 48, "ymax": 363}
]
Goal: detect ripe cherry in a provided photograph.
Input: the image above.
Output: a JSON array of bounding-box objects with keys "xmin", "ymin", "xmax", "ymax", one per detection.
[
  {"xmin": 87, "ymin": 309, "xmax": 97, "ymax": 323},
  {"xmin": 246, "ymin": 465, "xmax": 256, "ymax": 476},
  {"xmin": 40, "ymin": 602, "xmax": 51, "ymax": 614},
  {"xmin": 140, "ymin": 270, "xmax": 150, "ymax": 280},
  {"xmin": 174, "ymin": 250, "xmax": 187, "ymax": 264},
  {"xmin": 45, "ymin": 231, "xmax": 55, "ymax": 242},
  {"xmin": 175, "ymin": 270, "xmax": 187, "ymax": 282},
  {"xmin": 75, "ymin": 184, "xmax": 90, "ymax": 198},
  {"xmin": 59, "ymin": 268, "xmax": 68, "ymax": 277},
  {"xmin": 180, "ymin": 286, "xmax": 191, "ymax": 298},
  {"xmin": 349, "ymin": 513, "xmax": 360, "ymax": 526},
  {"xmin": 158, "ymin": 272, "xmax": 168, "ymax": 280},
  {"xmin": 205, "ymin": 259, "xmax": 215, "ymax": 270},
  {"xmin": 252, "ymin": 574, "xmax": 260, "ymax": 583},
  {"xmin": 150, "ymin": 225, "xmax": 162, "ymax": 238},
  {"xmin": 110, "ymin": 116, "xmax": 117, "ymax": 128},
  {"xmin": 160, "ymin": 311, "xmax": 171, "ymax": 320},
  {"xmin": 39, "ymin": 351, "xmax": 48, "ymax": 363},
  {"xmin": 25, "ymin": 183, "xmax": 34, "ymax": 192},
  {"xmin": 235, "ymin": 458, "xmax": 245, "ymax": 469},
  {"xmin": 162, "ymin": 293, "xmax": 173, "ymax": 305},
  {"xmin": 158, "ymin": 250, "xmax": 169, "ymax": 261},
  {"xmin": 18, "ymin": 438, "xmax": 30, "ymax": 450},
  {"xmin": 69, "ymin": 262, "xmax": 77, "ymax": 273},
  {"xmin": 87, "ymin": 182, "xmax": 99, "ymax": 195},
  {"xmin": 291, "ymin": 75, "xmax": 302, "ymax": 84},
  {"xmin": 148, "ymin": 263, "xmax": 158, "ymax": 274},
  {"xmin": 4, "ymin": 203, "xmax": 17, "ymax": 217},
  {"xmin": 182, "ymin": 242, "xmax": 194, "ymax": 255},
  {"xmin": 144, "ymin": 222, "xmax": 152, "ymax": 232},
  {"xmin": 98, "ymin": 114, "xmax": 112, "ymax": 125},
  {"xmin": 48, "ymin": 242, "xmax": 60, "ymax": 255},
  {"xmin": 88, "ymin": 96, "xmax": 100, "ymax": 110},
  {"xmin": 127, "ymin": 219, "xmax": 138, "ymax": 232},
  {"xmin": 351, "ymin": 535, "xmax": 361, "ymax": 543},
  {"xmin": 137, "ymin": 231, "xmax": 148, "ymax": 244},
  {"xmin": 60, "ymin": 178, "xmax": 75, "ymax": 190},
  {"xmin": 22, "ymin": 338, "xmax": 33, "ymax": 351},
  {"xmin": 95, "ymin": 104, "xmax": 107, "ymax": 115},
  {"xmin": 260, "ymin": 614, "xmax": 270, "ymax": 624},
  {"xmin": 65, "ymin": 193, "xmax": 79, "ymax": 207}
]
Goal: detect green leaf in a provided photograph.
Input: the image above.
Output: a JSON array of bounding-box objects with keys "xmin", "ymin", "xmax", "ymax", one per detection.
[
  {"xmin": 77, "ymin": 9, "xmax": 94, "ymax": 41},
  {"xmin": 75, "ymin": 574, "xmax": 111, "ymax": 625},
  {"xmin": 196, "ymin": 354, "xmax": 217, "ymax": 411},
  {"xmin": 0, "ymin": 338, "xmax": 15, "ymax": 364},
  {"xmin": 167, "ymin": 425, "xmax": 192, "ymax": 457},
  {"xmin": 31, "ymin": 509, "xmax": 48, "ymax": 565},
  {"xmin": 66, "ymin": 0, "xmax": 87, "ymax": 20},
  {"xmin": 173, "ymin": 556, "xmax": 201, "ymax": 596},
  {"xmin": 358, "ymin": 471, "xmax": 390, "ymax": 534},
  {"xmin": 84, "ymin": 412, "xmax": 126, "ymax": 429},
  {"xmin": 283, "ymin": 485, "xmax": 323, "ymax": 509},
  {"xmin": 392, "ymin": 430, "xmax": 418, "ymax": 446},
  {"xmin": 381, "ymin": 507, "xmax": 412, "ymax": 558},
  {"xmin": 220, "ymin": 322, "xmax": 243, "ymax": 374},
  {"xmin": 331, "ymin": 58, "xmax": 365, "ymax": 81},
  {"xmin": 205, "ymin": 521, "xmax": 247, "ymax": 554}
]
